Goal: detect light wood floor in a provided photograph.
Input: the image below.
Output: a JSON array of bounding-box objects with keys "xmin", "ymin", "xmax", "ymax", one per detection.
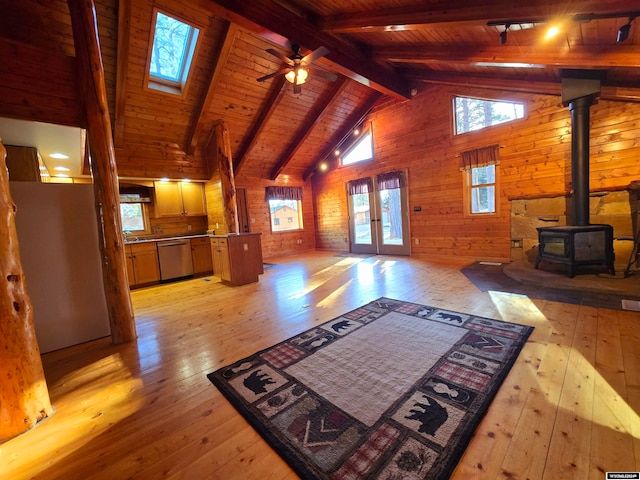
[{"xmin": 1, "ymin": 251, "xmax": 639, "ymax": 479}]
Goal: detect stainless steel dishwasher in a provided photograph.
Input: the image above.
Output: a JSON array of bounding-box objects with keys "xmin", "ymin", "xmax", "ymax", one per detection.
[{"xmin": 157, "ymin": 239, "xmax": 194, "ymax": 280}]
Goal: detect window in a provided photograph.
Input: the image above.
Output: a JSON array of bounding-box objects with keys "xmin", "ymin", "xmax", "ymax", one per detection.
[
  {"xmin": 341, "ymin": 127, "xmax": 373, "ymax": 166},
  {"xmin": 269, "ymin": 200, "xmax": 303, "ymax": 231},
  {"xmin": 454, "ymin": 96, "xmax": 524, "ymax": 135},
  {"xmin": 120, "ymin": 203, "xmax": 149, "ymax": 233},
  {"xmin": 266, "ymin": 186, "xmax": 304, "ymax": 232},
  {"xmin": 148, "ymin": 11, "xmax": 200, "ymax": 95},
  {"xmin": 466, "ymin": 165, "xmax": 496, "ymax": 214}
]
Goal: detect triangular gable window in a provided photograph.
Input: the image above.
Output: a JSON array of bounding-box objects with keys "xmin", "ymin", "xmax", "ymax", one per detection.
[
  {"xmin": 341, "ymin": 128, "xmax": 373, "ymax": 166},
  {"xmin": 147, "ymin": 11, "xmax": 200, "ymax": 95}
]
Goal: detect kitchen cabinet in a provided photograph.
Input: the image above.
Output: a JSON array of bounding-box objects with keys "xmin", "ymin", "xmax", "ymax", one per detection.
[
  {"xmin": 191, "ymin": 237, "xmax": 213, "ymax": 275},
  {"xmin": 154, "ymin": 181, "xmax": 206, "ymax": 217},
  {"xmin": 126, "ymin": 242, "xmax": 160, "ymax": 287},
  {"xmin": 211, "ymin": 237, "xmax": 231, "ymax": 282},
  {"xmin": 210, "ymin": 234, "xmax": 263, "ymax": 286}
]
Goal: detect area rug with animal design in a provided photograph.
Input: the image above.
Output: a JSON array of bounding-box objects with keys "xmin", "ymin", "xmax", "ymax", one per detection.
[{"xmin": 207, "ymin": 297, "xmax": 533, "ymax": 479}]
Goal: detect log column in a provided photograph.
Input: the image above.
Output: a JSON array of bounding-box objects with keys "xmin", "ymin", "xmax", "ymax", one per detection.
[
  {"xmin": 0, "ymin": 140, "xmax": 53, "ymax": 441},
  {"xmin": 68, "ymin": 0, "xmax": 136, "ymax": 343},
  {"xmin": 214, "ymin": 121, "xmax": 240, "ymax": 234}
]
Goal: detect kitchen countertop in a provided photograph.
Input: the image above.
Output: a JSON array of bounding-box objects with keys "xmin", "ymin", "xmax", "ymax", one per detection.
[
  {"xmin": 124, "ymin": 231, "xmax": 261, "ymax": 245},
  {"xmin": 124, "ymin": 233, "xmax": 208, "ymax": 245}
]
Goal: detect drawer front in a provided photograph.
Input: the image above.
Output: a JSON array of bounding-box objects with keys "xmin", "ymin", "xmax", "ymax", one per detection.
[
  {"xmin": 210, "ymin": 238, "xmax": 219, "ymax": 246},
  {"xmin": 130, "ymin": 242, "xmax": 157, "ymax": 253},
  {"xmin": 190, "ymin": 237, "xmax": 210, "ymax": 246},
  {"xmin": 217, "ymin": 237, "xmax": 228, "ymax": 247}
]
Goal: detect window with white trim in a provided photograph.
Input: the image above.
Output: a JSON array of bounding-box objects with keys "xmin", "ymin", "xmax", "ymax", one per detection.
[
  {"xmin": 460, "ymin": 145, "xmax": 500, "ymax": 216},
  {"xmin": 266, "ymin": 186, "xmax": 304, "ymax": 232},
  {"xmin": 148, "ymin": 11, "xmax": 199, "ymax": 95},
  {"xmin": 341, "ymin": 126, "xmax": 373, "ymax": 166},
  {"xmin": 466, "ymin": 165, "xmax": 496, "ymax": 214},
  {"xmin": 454, "ymin": 96, "xmax": 524, "ymax": 135}
]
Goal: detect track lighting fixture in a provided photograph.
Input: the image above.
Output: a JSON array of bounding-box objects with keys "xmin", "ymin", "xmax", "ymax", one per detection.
[
  {"xmin": 499, "ymin": 24, "xmax": 510, "ymax": 45},
  {"xmin": 489, "ymin": 12, "xmax": 640, "ymax": 44},
  {"xmin": 617, "ymin": 16, "xmax": 635, "ymax": 43}
]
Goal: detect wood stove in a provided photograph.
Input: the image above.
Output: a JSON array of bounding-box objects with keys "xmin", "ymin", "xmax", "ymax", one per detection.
[
  {"xmin": 533, "ymin": 74, "xmax": 616, "ymax": 278},
  {"xmin": 535, "ymin": 225, "xmax": 615, "ymax": 277}
]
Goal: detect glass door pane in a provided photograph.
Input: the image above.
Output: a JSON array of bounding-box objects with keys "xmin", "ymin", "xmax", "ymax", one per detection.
[
  {"xmin": 352, "ymin": 193, "xmax": 372, "ymax": 245},
  {"xmin": 379, "ymin": 188, "xmax": 403, "ymax": 245}
]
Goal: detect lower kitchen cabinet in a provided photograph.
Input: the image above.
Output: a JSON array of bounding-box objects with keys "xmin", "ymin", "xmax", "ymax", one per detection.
[
  {"xmin": 210, "ymin": 234, "xmax": 263, "ymax": 286},
  {"xmin": 190, "ymin": 237, "xmax": 213, "ymax": 275},
  {"xmin": 126, "ymin": 242, "xmax": 160, "ymax": 287}
]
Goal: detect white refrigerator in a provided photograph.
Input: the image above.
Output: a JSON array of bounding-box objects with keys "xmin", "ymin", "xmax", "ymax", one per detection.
[{"xmin": 10, "ymin": 182, "xmax": 111, "ymax": 353}]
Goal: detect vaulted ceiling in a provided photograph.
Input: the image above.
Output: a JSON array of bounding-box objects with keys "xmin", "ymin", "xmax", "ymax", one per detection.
[{"xmin": 1, "ymin": 0, "xmax": 639, "ymax": 182}]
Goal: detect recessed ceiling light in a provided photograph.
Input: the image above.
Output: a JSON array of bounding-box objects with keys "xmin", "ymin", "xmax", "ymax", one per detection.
[
  {"xmin": 320, "ymin": 163, "xmax": 328, "ymax": 171},
  {"xmin": 54, "ymin": 166, "xmax": 70, "ymax": 172},
  {"xmin": 334, "ymin": 150, "xmax": 340, "ymax": 156},
  {"xmin": 50, "ymin": 153, "xmax": 69, "ymax": 159},
  {"xmin": 54, "ymin": 173, "xmax": 69, "ymax": 178}
]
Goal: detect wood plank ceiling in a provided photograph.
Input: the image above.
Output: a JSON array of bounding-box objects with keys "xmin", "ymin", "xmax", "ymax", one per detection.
[{"xmin": 1, "ymin": 0, "xmax": 640, "ymax": 181}]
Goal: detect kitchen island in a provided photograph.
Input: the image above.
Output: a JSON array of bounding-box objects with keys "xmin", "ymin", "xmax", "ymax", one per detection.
[{"xmin": 124, "ymin": 232, "xmax": 263, "ymax": 288}]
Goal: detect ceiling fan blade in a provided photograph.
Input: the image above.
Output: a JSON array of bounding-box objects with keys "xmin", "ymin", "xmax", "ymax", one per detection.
[
  {"xmin": 301, "ymin": 46, "xmax": 329, "ymax": 65},
  {"xmin": 256, "ymin": 67, "xmax": 291, "ymax": 82},
  {"xmin": 309, "ymin": 68, "xmax": 338, "ymax": 82},
  {"xmin": 266, "ymin": 48, "xmax": 294, "ymax": 66}
]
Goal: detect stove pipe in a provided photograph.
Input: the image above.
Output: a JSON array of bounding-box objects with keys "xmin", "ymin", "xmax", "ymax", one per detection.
[
  {"xmin": 561, "ymin": 72, "xmax": 602, "ymax": 226},
  {"xmin": 568, "ymin": 95, "xmax": 596, "ymax": 226}
]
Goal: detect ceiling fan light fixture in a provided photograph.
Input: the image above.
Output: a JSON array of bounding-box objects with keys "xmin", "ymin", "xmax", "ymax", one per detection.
[{"xmin": 285, "ymin": 67, "xmax": 308, "ymax": 85}]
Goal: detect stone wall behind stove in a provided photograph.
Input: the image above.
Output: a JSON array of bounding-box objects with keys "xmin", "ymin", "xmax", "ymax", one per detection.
[{"xmin": 511, "ymin": 189, "xmax": 637, "ymax": 269}]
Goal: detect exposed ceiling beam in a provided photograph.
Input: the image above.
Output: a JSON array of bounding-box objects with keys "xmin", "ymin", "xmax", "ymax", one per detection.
[
  {"xmin": 201, "ymin": 0, "xmax": 412, "ymax": 99},
  {"xmin": 406, "ymin": 70, "xmax": 640, "ymax": 103},
  {"xmin": 233, "ymin": 75, "xmax": 287, "ymax": 175},
  {"xmin": 113, "ymin": 0, "xmax": 131, "ymax": 147},
  {"xmin": 375, "ymin": 45, "xmax": 640, "ymax": 69},
  {"xmin": 186, "ymin": 23, "xmax": 238, "ymax": 155},
  {"xmin": 303, "ymin": 91, "xmax": 383, "ymax": 181},
  {"xmin": 321, "ymin": 0, "xmax": 637, "ymax": 32},
  {"xmin": 407, "ymin": 71, "xmax": 562, "ymax": 96},
  {"xmin": 270, "ymin": 78, "xmax": 348, "ymax": 180}
]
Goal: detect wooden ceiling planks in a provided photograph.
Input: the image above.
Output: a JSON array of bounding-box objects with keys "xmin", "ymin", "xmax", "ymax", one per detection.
[{"xmin": 3, "ymin": 0, "xmax": 640, "ymax": 183}]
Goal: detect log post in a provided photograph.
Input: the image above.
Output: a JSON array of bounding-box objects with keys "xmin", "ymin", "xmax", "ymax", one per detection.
[
  {"xmin": 0, "ymin": 139, "xmax": 53, "ymax": 441},
  {"xmin": 214, "ymin": 121, "xmax": 240, "ymax": 234},
  {"xmin": 68, "ymin": 0, "xmax": 136, "ymax": 343}
]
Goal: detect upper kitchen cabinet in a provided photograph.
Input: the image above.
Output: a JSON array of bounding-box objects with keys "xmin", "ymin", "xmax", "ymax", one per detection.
[{"xmin": 154, "ymin": 181, "xmax": 206, "ymax": 217}]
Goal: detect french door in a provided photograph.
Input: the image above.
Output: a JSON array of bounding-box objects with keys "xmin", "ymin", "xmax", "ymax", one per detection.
[{"xmin": 347, "ymin": 171, "xmax": 410, "ymax": 255}]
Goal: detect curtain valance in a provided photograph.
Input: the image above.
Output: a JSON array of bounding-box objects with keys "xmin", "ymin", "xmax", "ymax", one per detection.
[
  {"xmin": 347, "ymin": 177, "xmax": 373, "ymax": 195},
  {"xmin": 265, "ymin": 186, "xmax": 303, "ymax": 201},
  {"xmin": 376, "ymin": 170, "xmax": 405, "ymax": 190},
  {"xmin": 459, "ymin": 144, "xmax": 500, "ymax": 171}
]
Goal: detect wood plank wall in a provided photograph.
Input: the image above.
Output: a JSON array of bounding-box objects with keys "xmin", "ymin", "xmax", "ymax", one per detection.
[
  {"xmin": 312, "ymin": 84, "xmax": 640, "ymax": 261},
  {"xmin": 234, "ymin": 174, "xmax": 316, "ymax": 258}
]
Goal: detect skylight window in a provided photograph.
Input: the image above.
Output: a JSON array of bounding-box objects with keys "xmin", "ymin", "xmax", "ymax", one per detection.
[
  {"xmin": 454, "ymin": 96, "xmax": 524, "ymax": 135},
  {"xmin": 148, "ymin": 11, "xmax": 199, "ymax": 95},
  {"xmin": 341, "ymin": 130, "xmax": 373, "ymax": 166}
]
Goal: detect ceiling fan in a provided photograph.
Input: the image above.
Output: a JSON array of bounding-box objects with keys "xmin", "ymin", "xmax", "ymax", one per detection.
[{"xmin": 257, "ymin": 43, "xmax": 337, "ymax": 94}]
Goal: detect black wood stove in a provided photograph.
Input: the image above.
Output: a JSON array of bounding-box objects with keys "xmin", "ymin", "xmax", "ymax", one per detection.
[
  {"xmin": 534, "ymin": 77, "xmax": 616, "ymax": 278},
  {"xmin": 535, "ymin": 224, "xmax": 615, "ymax": 277}
]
